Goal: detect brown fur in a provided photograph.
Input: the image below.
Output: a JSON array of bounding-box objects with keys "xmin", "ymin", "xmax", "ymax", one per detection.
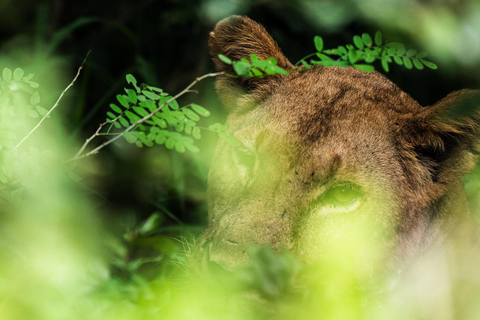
[{"xmin": 193, "ymin": 16, "xmax": 480, "ymax": 272}]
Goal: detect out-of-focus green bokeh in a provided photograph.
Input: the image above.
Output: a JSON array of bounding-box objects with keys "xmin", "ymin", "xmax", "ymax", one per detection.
[{"xmin": 1, "ymin": 0, "xmax": 480, "ymax": 319}]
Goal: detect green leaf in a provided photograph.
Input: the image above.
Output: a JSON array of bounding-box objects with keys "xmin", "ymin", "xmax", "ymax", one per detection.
[
  {"xmin": 27, "ymin": 81, "xmax": 39, "ymax": 88},
  {"xmin": 354, "ymin": 64, "xmax": 375, "ymax": 72},
  {"xmin": 387, "ymin": 47, "xmax": 396, "ymax": 55},
  {"xmin": 233, "ymin": 61, "xmax": 251, "ymax": 76},
  {"xmin": 273, "ymin": 66, "xmax": 288, "ymax": 75},
  {"xmin": 2, "ymin": 68, "xmax": 12, "ymax": 81},
  {"xmin": 252, "ymin": 68, "xmax": 263, "ymax": 77},
  {"xmin": 175, "ymin": 141, "xmax": 186, "ymax": 153},
  {"xmin": 117, "ymin": 94, "xmax": 129, "ymax": 108},
  {"xmin": 148, "ymin": 86, "xmax": 164, "ymax": 93},
  {"xmin": 317, "ymin": 53, "xmax": 333, "ymax": 61},
  {"xmin": 27, "ymin": 108, "xmax": 39, "ymax": 118},
  {"xmin": 314, "ymin": 36, "xmax": 323, "ymax": 52},
  {"xmin": 413, "ymin": 58, "xmax": 424, "ymax": 70},
  {"xmin": 23, "ymin": 73, "xmax": 35, "ymax": 81},
  {"xmin": 183, "ymin": 108, "xmax": 200, "ymax": 121},
  {"xmin": 381, "ymin": 56, "xmax": 390, "ymax": 72},
  {"xmin": 420, "ymin": 59, "xmax": 438, "ymax": 69},
  {"xmin": 185, "ymin": 143, "xmax": 200, "ymax": 153},
  {"xmin": 143, "ymin": 90, "xmax": 161, "ymax": 100},
  {"xmin": 362, "ymin": 33, "xmax": 372, "ymax": 46},
  {"xmin": 133, "ymin": 106, "xmax": 149, "ymax": 117},
  {"xmin": 124, "ymin": 131, "xmax": 138, "ymax": 143},
  {"xmin": 126, "ymin": 89, "xmax": 137, "ymax": 104},
  {"xmin": 175, "ymin": 121, "xmax": 184, "ymax": 132},
  {"xmin": 110, "ymin": 103, "xmax": 122, "ymax": 113},
  {"xmin": 13, "ymin": 68, "xmax": 24, "ymax": 81},
  {"xmin": 137, "ymin": 132, "xmax": 153, "ymax": 147},
  {"xmin": 192, "ymin": 126, "xmax": 201, "ymax": 139},
  {"xmin": 393, "ymin": 56, "xmax": 403, "ymax": 65},
  {"xmin": 125, "ymin": 111, "xmax": 141, "ymax": 123},
  {"xmin": 300, "ymin": 60, "xmax": 311, "ymax": 69},
  {"xmin": 348, "ymin": 49, "xmax": 358, "ymax": 64},
  {"xmin": 191, "ymin": 104, "xmax": 211, "ymax": 117},
  {"xmin": 353, "ymin": 35, "xmax": 364, "ymax": 49},
  {"xmin": 168, "ymin": 99, "xmax": 179, "ymax": 110},
  {"xmin": 30, "ymin": 92, "xmax": 40, "ymax": 105},
  {"xmin": 155, "ymin": 132, "xmax": 168, "ymax": 145},
  {"xmin": 364, "ymin": 53, "xmax": 376, "ymax": 63},
  {"xmin": 126, "ymin": 74, "xmax": 137, "ymax": 86},
  {"xmin": 119, "ymin": 116, "xmax": 129, "ymax": 127},
  {"xmin": 35, "ymin": 106, "xmax": 49, "ymax": 116},
  {"xmin": 153, "ymin": 116, "xmax": 167, "ymax": 128},
  {"xmin": 395, "ymin": 46, "xmax": 406, "ymax": 56},
  {"xmin": 139, "ymin": 100, "xmax": 157, "ymax": 112},
  {"xmin": 165, "ymin": 137, "xmax": 175, "ymax": 150},
  {"xmin": 113, "ymin": 121, "xmax": 121, "ymax": 129},
  {"xmin": 218, "ymin": 54, "xmax": 232, "ymax": 64},
  {"xmin": 415, "ymin": 51, "xmax": 428, "ymax": 59},
  {"xmin": 107, "ymin": 111, "xmax": 116, "ymax": 119},
  {"xmin": 403, "ymin": 57, "xmax": 413, "ymax": 69},
  {"xmin": 337, "ymin": 46, "xmax": 348, "ymax": 56},
  {"xmin": 374, "ymin": 31, "xmax": 382, "ymax": 46},
  {"xmin": 406, "ymin": 49, "xmax": 417, "ymax": 57}
]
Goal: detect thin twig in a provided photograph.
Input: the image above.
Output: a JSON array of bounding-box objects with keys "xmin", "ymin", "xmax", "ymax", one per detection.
[
  {"xmin": 73, "ymin": 122, "xmax": 104, "ymax": 159},
  {"xmin": 71, "ymin": 71, "xmax": 223, "ymax": 161},
  {"xmin": 11, "ymin": 51, "xmax": 92, "ymax": 152}
]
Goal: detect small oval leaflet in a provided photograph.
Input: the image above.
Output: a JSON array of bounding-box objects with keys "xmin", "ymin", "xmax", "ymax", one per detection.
[
  {"xmin": 353, "ymin": 35, "xmax": 364, "ymax": 49},
  {"xmin": 314, "ymin": 36, "xmax": 323, "ymax": 52},
  {"xmin": 110, "ymin": 103, "xmax": 122, "ymax": 114},
  {"xmin": 13, "ymin": 68, "xmax": 24, "ymax": 81},
  {"xmin": 3, "ymin": 68, "xmax": 12, "ymax": 81},
  {"xmin": 143, "ymin": 90, "xmax": 161, "ymax": 100},
  {"xmin": 193, "ymin": 126, "xmax": 201, "ymax": 139},
  {"xmin": 183, "ymin": 108, "xmax": 200, "ymax": 121},
  {"xmin": 218, "ymin": 54, "xmax": 232, "ymax": 65},
  {"xmin": 30, "ymin": 92, "xmax": 40, "ymax": 105},
  {"xmin": 191, "ymin": 104, "xmax": 211, "ymax": 117},
  {"xmin": 403, "ymin": 57, "xmax": 413, "ymax": 69}
]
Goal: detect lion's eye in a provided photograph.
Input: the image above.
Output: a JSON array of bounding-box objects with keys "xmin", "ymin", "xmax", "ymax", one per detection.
[
  {"xmin": 232, "ymin": 146, "xmax": 256, "ymax": 183},
  {"xmin": 324, "ymin": 184, "xmax": 362, "ymax": 206},
  {"xmin": 235, "ymin": 148, "xmax": 256, "ymax": 169}
]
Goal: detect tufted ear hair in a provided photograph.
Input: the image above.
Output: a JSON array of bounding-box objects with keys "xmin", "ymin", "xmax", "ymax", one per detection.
[
  {"xmin": 406, "ymin": 89, "xmax": 480, "ymax": 186},
  {"xmin": 209, "ymin": 16, "xmax": 293, "ymax": 104}
]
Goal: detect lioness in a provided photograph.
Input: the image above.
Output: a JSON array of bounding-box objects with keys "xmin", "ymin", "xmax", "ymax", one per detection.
[{"xmin": 194, "ymin": 16, "xmax": 480, "ymax": 273}]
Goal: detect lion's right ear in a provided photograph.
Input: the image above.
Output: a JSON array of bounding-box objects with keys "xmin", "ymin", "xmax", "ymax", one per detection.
[
  {"xmin": 404, "ymin": 89, "xmax": 480, "ymax": 187},
  {"xmin": 209, "ymin": 16, "xmax": 293, "ymax": 104}
]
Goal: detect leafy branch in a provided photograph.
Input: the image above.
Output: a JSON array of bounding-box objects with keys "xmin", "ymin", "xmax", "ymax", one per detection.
[
  {"xmin": 72, "ymin": 72, "xmax": 227, "ymax": 160},
  {"xmin": 297, "ymin": 32, "xmax": 438, "ymax": 72}
]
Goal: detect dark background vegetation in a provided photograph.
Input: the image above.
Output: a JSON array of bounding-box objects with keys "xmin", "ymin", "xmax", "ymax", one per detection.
[{"xmin": 1, "ymin": 0, "xmax": 479, "ymax": 282}]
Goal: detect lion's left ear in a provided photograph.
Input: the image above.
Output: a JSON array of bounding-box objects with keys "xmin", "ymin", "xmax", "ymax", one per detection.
[
  {"xmin": 407, "ymin": 89, "xmax": 480, "ymax": 185},
  {"xmin": 208, "ymin": 16, "xmax": 293, "ymax": 106}
]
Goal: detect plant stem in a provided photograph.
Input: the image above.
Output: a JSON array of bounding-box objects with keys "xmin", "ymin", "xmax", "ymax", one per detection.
[{"xmin": 11, "ymin": 51, "xmax": 91, "ymax": 152}]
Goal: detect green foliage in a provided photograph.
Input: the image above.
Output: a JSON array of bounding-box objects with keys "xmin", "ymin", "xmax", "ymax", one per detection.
[
  {"xmin": 297, "ymin": 32, "xmax": 438, "ymax": 72},
  {"xmin": 103, "ymin": 74, "xmax": 228, "ymax": 153},
  {"xmin": 0, "ymin": 68, "xmax": 51, "ymax": 185},
  {"xmin": 219, "ymin": 53, "xmax": 289, "ymax": 77}
]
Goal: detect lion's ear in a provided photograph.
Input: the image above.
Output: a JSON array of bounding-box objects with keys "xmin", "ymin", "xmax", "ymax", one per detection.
[
  {"xmin": 209, "ymin": 16, "xmax": 293, "ymax": 103},
  {"xmin": 409, "ymin": 90, "xmax": 480, "ymax": 185}
]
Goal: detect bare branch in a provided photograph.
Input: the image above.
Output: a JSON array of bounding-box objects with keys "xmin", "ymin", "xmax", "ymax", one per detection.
[
  {"xmin": 12, "ymin": 51, "xmax": 92, "ymax": 152},
  {"xmin": 71, "ymin": 71, "xmax": 223, "ymax": 161}
]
